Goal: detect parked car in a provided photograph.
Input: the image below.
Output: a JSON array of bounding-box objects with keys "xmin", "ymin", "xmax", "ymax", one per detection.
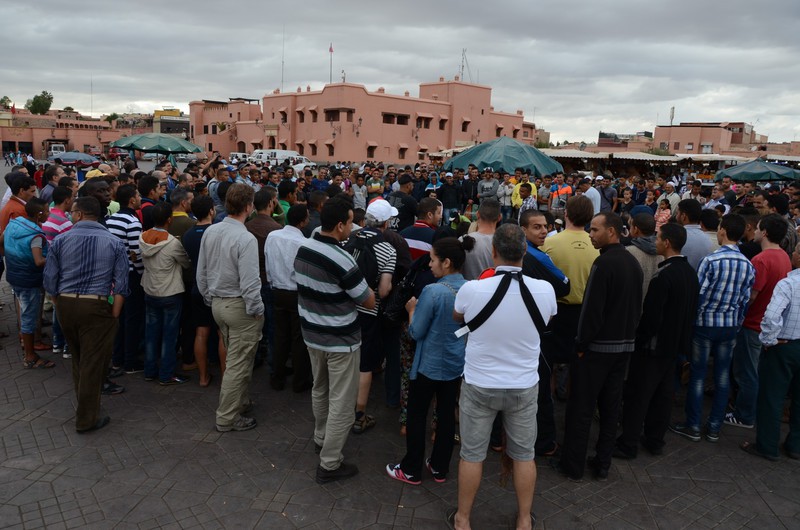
[
  {"xmin": 141, "ymin": 152, "xmax": 160, "ymax": 161},
  {"xmin": 291, "ymin": 157, "xmax": 317, "ymax": 174},
  {"xmin": 176, "ymin": 153, "xmax": 197, "ymax": 163},
  {"xmin": 108, "ymin": 147, "xmax": 130, "ymax": 159},
  {"xmin": 85, "ymin": 146, "xmax": 102, "ymax": 158}
]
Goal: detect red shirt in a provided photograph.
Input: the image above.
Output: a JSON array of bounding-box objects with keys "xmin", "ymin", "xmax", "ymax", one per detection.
[{"xmin": 743, "ymin": 248, "xmax": 792, "ymax": 332}]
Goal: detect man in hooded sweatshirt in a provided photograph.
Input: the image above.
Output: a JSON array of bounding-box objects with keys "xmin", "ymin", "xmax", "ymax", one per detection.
[
  {"xmin": 625, "ymin": 213, "xmax": 664, "ymax": 303},
  {"xmin": 139, "ymin": 202, "xmax": 191, "ymax": 385}
]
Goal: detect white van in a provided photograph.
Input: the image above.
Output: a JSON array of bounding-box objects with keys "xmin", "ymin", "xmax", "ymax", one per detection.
[
  {"xmin": 229, "ymin": 152, "xmax": 249, "ymax": 163},
  {"xmin": 248, "ymin": 149, "xmax": 300, "ymax": 165}
]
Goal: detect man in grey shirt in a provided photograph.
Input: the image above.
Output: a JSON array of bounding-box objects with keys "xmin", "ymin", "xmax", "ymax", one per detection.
[
  {"xmin": 197, "ymin": 183, "xmax": 265, "ymax": 433},
  {"xmin": 676, "ymin": 199, "xmax": 713, "ymax": 270},
  {"xmin": 476, "ymin": 169, "xmax": 499, "ymax": 204},
  {"xmin": 461, "ymin": 199, "xmax": 502, "ymax": 280}
]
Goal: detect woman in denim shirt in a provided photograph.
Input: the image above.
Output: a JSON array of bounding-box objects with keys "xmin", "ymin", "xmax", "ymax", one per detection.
[{"xmin": 386, "ymin": 236, "xmax": 474, "ymax": 485}]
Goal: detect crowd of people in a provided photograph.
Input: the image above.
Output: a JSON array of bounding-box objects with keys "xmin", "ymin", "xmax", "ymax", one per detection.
[{"xmin": 1, "ymin": 154, "xmax": 800, "ymax": 530}]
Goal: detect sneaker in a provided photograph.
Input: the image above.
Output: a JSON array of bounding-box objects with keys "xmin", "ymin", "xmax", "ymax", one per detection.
[
  {"xmin": 159, "ymin": 375, "xmax": 189, "ymax": 386},
  {"xmin": 52, "ymin": 345, "xmax": 64, "ymax": 354},
  {"xmin": 352, "ymin": 413, "xmax": 376, "ymax": 434},
  {"xmin": 586, "ymin": 456, "xmax": 609, "ymax": 481},
  {"xmin": 705, "ymin": 430, "xmax": 720, "ymax": 443},
  {"xmin": 386, "ymin": 463, "xmax": 421, "ymax": 485},
  {"xmin": 216, "ymin": 416, "xmax": 257, "ymax": 432},
  {"xmin": 62, "ymin": 352, "xmax": 72, "ymax": 359},
  {"xmin": 426, "ymin": 458, "xmax": 447, "ymax": 483},
  {"xmin": 124, "ymin": 364, "xmax": 145, "ymax": 375},
  {"xmin": 316, "ymin": 462, "xmax": 359, "ymax": 484},
  {"xmin": 101, "ymin": 381, "xmax": 125, "ymax": 395},
  {"xmin": 724, "ymin": 412, "xmax": 754, "ymax": 429},
  {"xmin": 669, "ymin": 423, "xmax": 701, "ymax": 442},
  {"xmin": 108, "ymin": 366, "xmax": 125, "ymax": 378}
]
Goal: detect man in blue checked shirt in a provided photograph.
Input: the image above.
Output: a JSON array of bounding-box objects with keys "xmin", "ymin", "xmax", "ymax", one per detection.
[
  {"xmin": 44, "ymin": 197, "xmax": 130, "ymax": 434},
  {"xmin": 670, "ymin": 214, "xmax": 755, "ymax": 444}
]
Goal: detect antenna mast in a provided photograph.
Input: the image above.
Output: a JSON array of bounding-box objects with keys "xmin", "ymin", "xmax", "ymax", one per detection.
[{"xmin": 280, "ymin": 25, "xmax": 286, "ymax": 92}]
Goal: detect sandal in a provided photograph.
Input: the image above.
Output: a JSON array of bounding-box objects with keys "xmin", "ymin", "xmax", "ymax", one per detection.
[
  {"xmin": 23, "ymin": 357, "xmax": 56, "ymax": 369},
  {"xmin": 352, "ymin": 413, "xmax": 376, "ymax": 434},
  {"xmin": 740, "ymin": 441, "xmax": 779, "ymax": 462}
]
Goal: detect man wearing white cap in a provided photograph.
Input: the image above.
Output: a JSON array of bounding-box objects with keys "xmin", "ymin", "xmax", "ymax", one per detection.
[{"xmin": 344, "ymin": 199, "xmax": 399, "ymax": 435}]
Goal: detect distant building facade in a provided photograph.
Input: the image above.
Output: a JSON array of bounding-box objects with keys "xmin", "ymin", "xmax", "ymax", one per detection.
[
  {"xmin": 189, "ymin": 76, "xmax": 550, "ymax": 163},
  {"xmin": 653, "ymin": 122, "xmax": 780, "ymax": 156}
]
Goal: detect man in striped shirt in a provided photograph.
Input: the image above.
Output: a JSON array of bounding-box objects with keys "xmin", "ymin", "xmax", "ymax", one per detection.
[
  {"xmin": 671, "ymin": 214, "xmax": 755, "ymax": 443},
  {"xmin": 42, "ymin": 186, "xmax": 74, "ymax": 357},
  {"xmin": 295, "ymin": 196, "xmax": 376, "ymax": 484},
  {"xmin": 399, "ymin": 197, "xmax": 443, "ymax": 261},
  {"xmin": 106, "ymin": 184, "xmax": 145, "ymax": 375}
]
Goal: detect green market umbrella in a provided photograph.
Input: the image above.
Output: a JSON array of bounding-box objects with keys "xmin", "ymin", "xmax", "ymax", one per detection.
[
  {"xmin": 714, "ymin": 159, "xmax": 800, "ymax": 182},
  {"xmin": 443, "ymin": 136, "xmax": 563, "ymax": 177},
  {"xmin": 111, "ymin": 133, "xmax": 203, "ymax": 155}
]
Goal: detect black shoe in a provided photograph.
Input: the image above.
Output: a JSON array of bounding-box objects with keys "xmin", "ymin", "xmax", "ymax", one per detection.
[
  {"xmin": 315, "ymin": 462, "xmax": 359, "ymax": 484},
  {"xmin": 586, "ymin": 456, "xmax": 609, "ymax": 481},
  {"xmin": 270, "ymin": 376, "xmax": 286, "ymax": 391},
  {"xmin": 159, "ymin": 375, "xmax": 189, "ymax": 386},
  {"xmin": 640, "ymin": 435, "xmax": 664, "ymax": 456},
  {"xmin": 550, "ymin": 458, "xmax": 582, "ymax": 482},
  {"xmin": 108, "ymin": 366, "xmax": 125, "ymax": 378},
  {"xmin": 124, "ymin": 364, "xmax": 145, "ymax": 374},
  {"xmin": 76, "ymin": 416, "xmax": 110, "ymax": 433},
  {"xmin": 612, "ymin": 444, "xmax": 636, "ymax": 460},
  {"xmin": 101, "ymin": 381, "xmax": 125, "ymax": 395}
]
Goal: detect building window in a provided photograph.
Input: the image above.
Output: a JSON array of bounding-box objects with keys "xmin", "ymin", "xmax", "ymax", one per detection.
[
  {"xmin": 512, "ymin": 129, "xmax": 519, "ymax": 139},
  {"xmin": 298, "ymin": 144, "xmax": 304, "ymax": 156},
  {"xmin": 212, "ymin": 124, "xmax": 217, "ymax": 135},
  {"xmin": 416, "ymin": 117, "xmax": 423, "ymax": 129},
  {"xmin": 310, "ymin": 144, "xmax": 317, "ymax": 156},
  {"xmin": 190, "ymin": 125, "xmax": 194, "ymax": 137},
  {"xmin": 203, "ymin": 125, "xmax": 208, "ymax": 134},
  {"xmin": 208, "ymin": 143, "xmax": 213, "ymax": 151},
  {"xmin": 397, "ymin": 115, "xmax": 409, "ymax": 126},
  {"xmin": 496, "ymin": 127, "xmax": 503, "ymax": 137},
  {"xmin": 383, "ymin": 114, "xmax": 396, "ymax": 125},
  {"xmin": 367, "ymin": 145, "xmax": 376, "ymax": 158},
  {"xmin": 279, "ymin": 143, "xmax": 287, "ymax": 150},
  {"xmin": 481, "ymin": 109, "xmax": 484, "ymax": 115},
  {"xmin": 439, "ymin": 119, "xmax": 447, "ymax": 131},
  {"xmin": 310, "ymin": 110, "xmax": 318, "ymax": 122},
  {"xmin": 686, "ymin": 143, "xmax": 694, "ymax": 150},
  {"xmin": 327, "ymin": 144, "xmax": 335, "ymax": 157},
  {"xmin": 279, "ymin": 110, "xmax": 288, "ymax": 123},
  {"xmin": 701, "ymin": 143, "xmax": 713, "ymax": 154},
  {"xmin": 324, "ymin": 109, "xmax": 340, "ymax": 122},
  {"xmin": 523, "ymin": 131, "xmax": 529, "ymax": 138},
  {"xmin": 398, "ymin": 147, "xmax": 407, "ymax": 160},
  {"xmin": 418, "ymin": 151, "xmax": 426, "ymax": 161},
  {"xmin": 462, "ymin": 121, "xmax": 469, "ymax": 133},
  {"xmin": 673, "ymin": 142, "xmax": 680, "ymax": 150},
  {"xmin": 297, "ymin": 111, "xmax": 304, "ymax": 123},
  {"xmin": 346, "ymin": 110, "xmax": 354, "ymax": 123},
  {"xmin": 237, "ymin": 112, "xmax": 241, "ymax": 121},
  {"xmin": 423, "ymin": 118, "xmax": 431, "ymax": 129}
]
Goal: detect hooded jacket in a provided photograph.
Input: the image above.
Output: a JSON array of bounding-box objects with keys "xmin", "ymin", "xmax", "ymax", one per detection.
[
  {"xmin": 626, "ymin": 235, "xmax": 664, "ymax": 302},
  {"xmin": 139, "ymin": 228, "xmax": 190, "ymax": 297}
]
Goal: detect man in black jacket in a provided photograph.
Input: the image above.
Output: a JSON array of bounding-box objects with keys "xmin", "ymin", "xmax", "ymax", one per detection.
[
  {"xmin": 557, "ymin": 212, "xmax": 643, "ymax": 481},
  {"xmin": 614, "ymin": 223, "xmax": 699, "ymax": 459}
]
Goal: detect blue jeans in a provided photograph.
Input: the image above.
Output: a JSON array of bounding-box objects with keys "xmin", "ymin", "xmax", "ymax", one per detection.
[
  {"xmin": 685, "ymin": 326, "xmax": 738, "ymax": 433},
  {"xmin": 13, "ymin": 286, "xmax": 42, "ymax": 334},
  {"xmin": 52, "ymin": 299, "xmax": 65, "ymax": 348},
  {"xmin": 732, "ymin": 327, "xmax": 762, "ymax": 425},
  {"xmin": 144, "ymin": 294, "xmax": 183, "ymax": 382},
  {"xmin": 501, "ymin": 205, "xmax": 512, "ymax": 222},
  {"xmin": 442, "ymin": 207, "xmax": 459, "ymax": 226}
]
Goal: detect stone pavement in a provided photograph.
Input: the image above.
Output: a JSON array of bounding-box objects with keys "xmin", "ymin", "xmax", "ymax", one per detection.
[{"xmin": 0, "ymin": 282, "xmax": 799, "ymax": 529}]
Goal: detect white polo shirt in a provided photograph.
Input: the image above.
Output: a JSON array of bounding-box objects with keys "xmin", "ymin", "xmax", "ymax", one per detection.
[{"xmin": 454, "ymin": 266, "xmax": 557, "ymax": 389}]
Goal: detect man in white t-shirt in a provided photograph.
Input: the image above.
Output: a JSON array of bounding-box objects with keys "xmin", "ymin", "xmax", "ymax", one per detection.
[{"xmin": 449, "ymin": 224, "xmax": 557, "ymax": 530}]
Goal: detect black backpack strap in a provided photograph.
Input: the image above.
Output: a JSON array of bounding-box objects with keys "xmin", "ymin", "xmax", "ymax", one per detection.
[
  {"xmin": 463, "ymin": 273, "xmax": 513, "ymax": 332},
  {"xmin": 515, "ymin": 271, "xmax": 549, "ymax": 337}
]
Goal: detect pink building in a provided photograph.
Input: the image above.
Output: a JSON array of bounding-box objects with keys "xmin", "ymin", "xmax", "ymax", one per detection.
[
  {"xmin": 189, "ymin": 77, "xmax": 549, "ymax": 163},
  {"xmin": 0, "ymin": 108, "xmax": 123, "ymax": 159},
  {"xmin": 653, "ymin": 122, "xmax": 768, "ymax": 156}
]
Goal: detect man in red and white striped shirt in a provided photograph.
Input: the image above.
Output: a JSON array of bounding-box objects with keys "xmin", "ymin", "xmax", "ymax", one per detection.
[{"xmin": 42, "ymin": 186, "xmax": 73, "ymax": 242}]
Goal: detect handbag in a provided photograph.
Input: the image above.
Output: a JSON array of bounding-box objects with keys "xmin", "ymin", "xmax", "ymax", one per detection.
[{"xmin": 382, "ymin": 265, "xmax": 419, "ymax": 323}]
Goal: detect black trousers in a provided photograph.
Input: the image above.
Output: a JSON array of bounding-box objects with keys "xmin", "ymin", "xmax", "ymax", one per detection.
[
  {"xmin": 560, "ymin": 351, "xmax": 629, "ymax": 479},
  {"xmin": 617, "ymin": 353, "xmax": 675, "ymax": 456},
  {"xmin": 272, "ymin": 289, "xmax": 311, "ymax": 391},
  {"xmin": 179, "ymin": 289, "xmax": 195, "ymax": 365},
  {"xmin": 535, "ymin": 350, "xmax": 557, "ymax": 454},
  {"xmin": 401, "ymin": 374, "xmax": 460, "ymax": 477}
]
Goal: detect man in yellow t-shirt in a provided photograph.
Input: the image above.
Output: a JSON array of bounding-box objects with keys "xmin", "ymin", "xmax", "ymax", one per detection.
[
  {"xmin": 511, "ymin": 169, "xmax": 537, "ymax": 216},
  {"xmin": 541, "ymin": 195, "xmax": 598, "ymax": 365}
]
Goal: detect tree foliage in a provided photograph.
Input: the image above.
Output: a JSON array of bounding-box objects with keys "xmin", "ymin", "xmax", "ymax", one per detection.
[
  {"xmin": 63, "ymin": 106, "xmax": 75, "ymax": 112},
  {"xmin": 24, "ymin": 91, "xmax": 54, "ymax": 114},
  {"xmin": 0, "ymin": 96, "xmax": 11, "ymax": 108},
  {"xmin": 105, "ymin": 112, "xmax": 120, "ymax": 125}
]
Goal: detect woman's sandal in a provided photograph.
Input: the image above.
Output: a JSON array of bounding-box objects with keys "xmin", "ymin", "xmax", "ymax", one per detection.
[
  {"xmin": 23, "ymin": 357, "xmax": 56, "ymax": 369},
  {"xmin": 740, "ymin": 441, "xmax": 779, "ymax": 462}
]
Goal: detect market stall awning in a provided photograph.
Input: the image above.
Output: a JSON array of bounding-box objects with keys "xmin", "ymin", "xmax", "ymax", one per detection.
[
  {"xmin": 540, "ymin": 149, "xmax": 606, "ymax": 159},
  {"xmin": 767, "ymin": 153, "xmax": 800, "ymax": 163},
  {"xmin": 676, "ymin": 153, "xmax": 752, "ymax": 162},
  {"xmin": 611, "ymin": 152, "xmax": 679, "ymax": 161}
]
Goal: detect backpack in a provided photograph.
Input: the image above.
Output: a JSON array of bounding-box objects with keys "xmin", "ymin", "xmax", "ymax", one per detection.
[{"xmin": 344, "ymin": 229, "xmax": 384, "ymax": 289}]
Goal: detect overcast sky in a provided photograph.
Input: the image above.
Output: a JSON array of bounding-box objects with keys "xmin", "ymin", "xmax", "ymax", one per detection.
[{"xmin": 2, "ymin": 0, "xmax": 799, "ymax": 144}]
